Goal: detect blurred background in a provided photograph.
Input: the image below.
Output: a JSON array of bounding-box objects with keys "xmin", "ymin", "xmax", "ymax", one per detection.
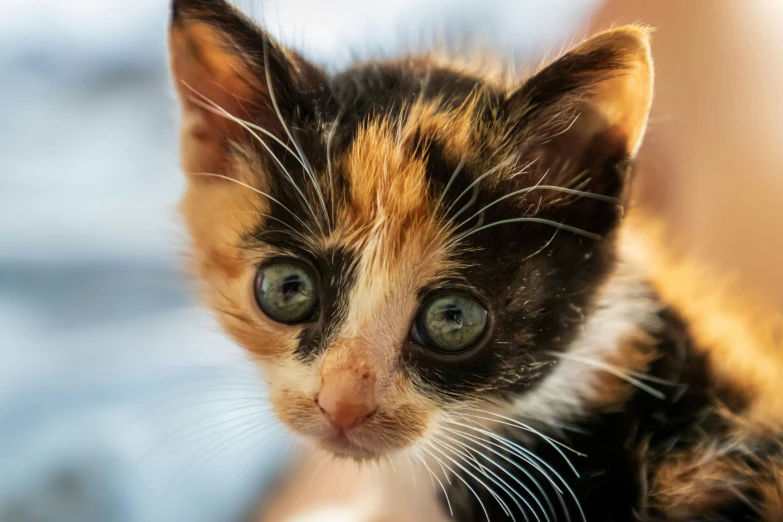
[{"xmin": 2, "ymin": 0, "xmax": 782, "ymax": 521}]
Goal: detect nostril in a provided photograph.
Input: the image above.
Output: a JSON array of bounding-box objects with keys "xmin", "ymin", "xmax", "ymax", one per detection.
[{"xmin": 317, "ymin": 395, "xmax": 375, "ymax": 430}]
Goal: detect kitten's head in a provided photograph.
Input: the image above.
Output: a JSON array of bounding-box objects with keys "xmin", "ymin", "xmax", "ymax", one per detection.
[{"xmin": 169, "ymin": 0, "xmax": 652, "ymax": 460}]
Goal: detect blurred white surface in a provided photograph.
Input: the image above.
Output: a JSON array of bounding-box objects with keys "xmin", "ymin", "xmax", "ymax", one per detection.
[{"xmin": 0, "ymin": 0, "xmax": 592, "ymax": 520}]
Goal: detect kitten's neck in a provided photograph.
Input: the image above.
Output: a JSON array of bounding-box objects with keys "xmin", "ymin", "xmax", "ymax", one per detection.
[{"xmin": 512, "ymin": 255, "xmax": 667, "ymax": 427}]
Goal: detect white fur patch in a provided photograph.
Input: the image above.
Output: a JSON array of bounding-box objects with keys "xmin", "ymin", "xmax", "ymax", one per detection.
[{"xmin": 513, "ymin": 263, "xmax": 662, "ymax": 426}]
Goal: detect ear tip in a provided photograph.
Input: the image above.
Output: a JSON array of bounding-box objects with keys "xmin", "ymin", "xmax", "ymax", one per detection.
[
  {"xmin": 170, "ymin": 0, "xmax": 230, "ymax": 24},
  {"xmin": 595, "ymin": 24, "xmax": 654, "ymax": 59},
  {"xmin": 585, "ymin": 24, "xmax": 654, "ymax": 83},
  {"xmin": 170, "ymin": 0, "xmax": 196, "ymax": 24}
]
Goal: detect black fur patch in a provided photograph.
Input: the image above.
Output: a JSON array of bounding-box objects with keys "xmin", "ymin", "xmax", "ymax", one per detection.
[{"xmin": 442, "ymin": 309, "xmax": 777, "ymax": 522}]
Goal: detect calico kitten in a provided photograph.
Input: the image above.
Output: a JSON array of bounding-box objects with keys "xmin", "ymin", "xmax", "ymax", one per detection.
[{"xmin": 168, "ymin": 0, "xmax": 783, "ymax": 520}]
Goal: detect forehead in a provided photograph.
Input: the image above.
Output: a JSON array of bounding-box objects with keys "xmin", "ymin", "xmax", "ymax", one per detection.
[
  {"xmin": 338, "ymin": 100, "xmax": 476, "ymax": 248},
  {"xmin": 243, "ymin": 63, "xmax": 533, "ymax": 302}
]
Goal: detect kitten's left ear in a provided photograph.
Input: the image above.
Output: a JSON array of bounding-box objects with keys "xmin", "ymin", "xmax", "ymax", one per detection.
[
  {"xmin": 168, "ymin": 0, "xmax": 325, "ymax": 176},
  {"xmin": 505, "ymin": 25, "xmax": 653, "ymax": 232}
]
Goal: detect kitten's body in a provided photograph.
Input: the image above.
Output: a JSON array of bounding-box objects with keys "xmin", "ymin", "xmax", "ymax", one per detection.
[{"xmin": 167, "ymin": 1, "xmax": 783, "ymax": 520}]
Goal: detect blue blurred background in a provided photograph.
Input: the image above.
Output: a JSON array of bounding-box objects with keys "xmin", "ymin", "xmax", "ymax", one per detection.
[{"xmin": 0, "ymin": 1, "xmax": 593, "ymax": 521}]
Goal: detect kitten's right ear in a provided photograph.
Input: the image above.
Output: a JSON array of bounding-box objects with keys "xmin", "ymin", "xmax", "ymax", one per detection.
[
  {"xmin": 169, "ymin": 0, "xmax": 324, "ymax": 176},
  {"xmin": 502, "ymin": 26, "xmax": 653, "ymax": 236}
]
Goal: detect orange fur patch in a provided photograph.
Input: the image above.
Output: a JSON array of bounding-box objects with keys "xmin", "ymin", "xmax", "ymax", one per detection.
[
  {"xmin": 652, "ymin": 446, "xmax": 751, "ymax": 518},
  {"xmin": 623, "ymin": 211, "xmax": 783, "ymax": 426}
]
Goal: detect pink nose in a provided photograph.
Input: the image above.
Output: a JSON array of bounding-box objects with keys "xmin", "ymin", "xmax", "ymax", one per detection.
[{"xmin": 317, "ymin": 391, "xmax": 376, "ymax": 431}]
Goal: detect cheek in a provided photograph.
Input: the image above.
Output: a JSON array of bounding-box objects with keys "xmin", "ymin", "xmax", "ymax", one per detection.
[
  {"xmin": 265, "ymin": 360, "xmax": 325, "ymax": 433},
  {"xmin": 270, "ymin": 387, "xmax": 324, "ymax": 434},
  {"xmin": 208, "ymin": 266, "xmax": 305, "ymax": 360},
  {"xmin": 362, "ymin": 373, "xmax": 437, "ymax": 444}
]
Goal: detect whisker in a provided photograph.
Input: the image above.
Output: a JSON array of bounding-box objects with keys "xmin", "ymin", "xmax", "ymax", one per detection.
[
  {"xmin": 448, "ymin": 418, "xmax": 565, "ymax": 492},
  {"xmin": 444, "ymin": 162, "xmax": 512, "ymax": 221},
  {"xmin": 412, "ymin": 448, "xmax": 454, "ymax": 517},
  {"xmin": 190, "ymin": 172, "xmax": 318, "ymax": 237},
  {"xmin": 386, "ymin": 454, "xmax": 398, "ymax": 474},
  {"xmin": 403, "ymin": 452, "xmax": 418, "ymax": 488},
  {"xmin": 140, "ymin": 397, "xmax": 268, "ymax": 422},
  {"xmin": 450, "ymin": 182, "xmax": 480, "ymax": 223},
  {"xmin": 549, "ymin": 351, "xmax": 666, "ymax": 400},
  {"xmin": 521, "ymin": 228, "xmax": 560, "ymax": 263},
  {"xmin": 229, "ymin": 422, "xmax": 284, "ymax": 466},
  {"xmin": 441, "ymin": 424, "xmax": 554, "ymax": 522},
  {"xmin": 432, "ymin": 435, "xmax": 522, "ymax": 521},
  {"xmin": 140, "ymin": 401, "xmax": 270, "ymax": 460},
  {"xmin": 456, "ymin": 184, "xmax": 617, "ymax": 232},
  {"xmin": 460, "ymin": 409, "xmax": 585, "ymax": 458},
  {"xmin": 193, "ymin": 203, "xmax": 313, "ymax": 245},
  {"xmin": 155, "ymin": 417, "xmax": 275, "ymax": 506},
  {"xmin": 455, "ymin": 217, "xmax": 602, "ymax": 243},
  {"xmin": 440, "ymin": 431, "xmax": 544, "ymax": 522},
  {"xmin": 262, "ymin": 39, "xmax": 331, "ymax": 229},
  {"xmin": 157, "ymin": 413, "xmax": 274, "ymax": 460},
  {"xmin": 420, "ymin": 443, "xmax": 492, "ymax": 522},
  {"xmin": 458, "ymin": 410, "xmax": 584, "ymax": 489},
  {"xmin": 187, "ymin": 94, "xmax": 304, "ymax": 171},
  {"xmin": 326, "ymin": 115, "xmax": 340, "ymax": 222},
  {"xmin": 155, "ymin": 408, "xmax": 274, "ymax": 454},
  {"xmin": 454, "ymin": 415, "xmax": 586, "ymax": 522},
  {"xmin": 182, "ymin": 84, "xmax": 322, "ymax": 232},
  {"xmin": 436, "ymin": 157, "xmax": 466, "ymax": 212}
]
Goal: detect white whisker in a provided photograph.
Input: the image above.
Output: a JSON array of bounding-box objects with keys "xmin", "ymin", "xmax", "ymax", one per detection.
[
  {"xmin": 326, "ymin": 116, "xmax": 340, "ymax": 221},
  {"xmin": 549, "ymin": 351, "xmax": 666, "ymax": 400},
  {"xmin": 521, "ymin": 227, "xmax": 560, "ymax": 263},
  {"xmin": 412, "ymin": 448, "xmax": 454, "ymax": 517},
  {"xmin": 454, "ymin": 415, "xmax": 586, "ymax": 522},
  {"xmin": 262, "ymin": 39, "xmax": 331, "ymax": 229},
  {"xmin": 436, "ymin": 157, "xmax": 466, "ymax": 212},
  {"xmin": 187, "ymin": 94, "xmax": 304, "ymax": 170},
  {"xmin": 441, "ymin": 424, "xmax": 554, "ymax": 522},
  {"xmin": 430, "ymin": 436, "xmax": 517, "ymax": 519},
  {"xmin": 440, "ymin": 431, "xmax": 546, "ymax": 522},
  {"xmin": 420, "ymin": 443, "xmax": 492, "ymax": 522},
  {"xmin": 457, "ymin": 184, "xmax": 617, "ymax": 232},
  {"xmin": 461, "ymin": 409, "xmax": 585, "ymax": 459},
  {"xmin": 455, "ymin": 217, "xmax": 602, "ymax": 243},
  {"xmin": 432, "ymin": 435, "xmax": 522, "ymax": 521},
  {"xmin": 448, "ymin": 418, "xmax": 564, "ymax": 492},
  {"xmin": 444, "ymin": 162, "xmax": 511, "ymax": 220},
  {"xmin": 189, "ymin": 172, "xmax": 317, "ymax": 237},
  {"xmin": 182, "ymin": 83, "xmax": 322, "ymax": 231}
]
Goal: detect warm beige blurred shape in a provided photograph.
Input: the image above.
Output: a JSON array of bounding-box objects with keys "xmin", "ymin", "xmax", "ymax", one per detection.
[
  {"xmin": 589, "ymin": 0, "xmax": 783, "ymax": 310},
  {"xmin": 255, "ymin": 451, "xmax": 447, "ymax": 522}
]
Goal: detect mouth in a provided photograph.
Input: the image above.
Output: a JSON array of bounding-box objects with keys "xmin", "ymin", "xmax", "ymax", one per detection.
[{"xmin": 316, "ymin": 429, "xmax": 383, "ymax": 461}]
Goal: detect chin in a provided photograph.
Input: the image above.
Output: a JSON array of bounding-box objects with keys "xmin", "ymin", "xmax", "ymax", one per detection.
[
  {"xmin": 307, "ymin": 430, "xmax": 382, "ymax": 462},
  {"xmin": 319, "ymin": 438, "xmax": 383, "ymax": 462},
  {"xmin": 300, "ymin": 427, "xmax": 412, "ymax": 463}
]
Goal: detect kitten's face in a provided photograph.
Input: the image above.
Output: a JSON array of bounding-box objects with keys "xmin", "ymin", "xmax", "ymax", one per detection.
[{"xmin": 169, "ymin": 0, "xmax": 652, "ymax": 460}]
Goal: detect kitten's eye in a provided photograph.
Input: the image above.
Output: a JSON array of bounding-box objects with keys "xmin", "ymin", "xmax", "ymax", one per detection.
[
  {"xmin": 254, "ymin": 261, "xmax": 318, "ymax": 324},
  {"xmin": 413, "ymin": 294, "xmax": 488, "ymax": 353}
]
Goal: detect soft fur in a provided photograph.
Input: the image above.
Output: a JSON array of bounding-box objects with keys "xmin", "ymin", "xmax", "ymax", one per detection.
[{"xmin": 168, "ymin": 1, "xmax": 783, "ymax": 520}]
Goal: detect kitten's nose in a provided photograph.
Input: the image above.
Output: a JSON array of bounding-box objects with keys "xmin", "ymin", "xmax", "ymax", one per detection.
[
  {"xmin": 318, "ymin": 394, "xmax": 375, "ymax": 430},
  {"xmin": 317, "ymin": 375, "xmax": 377, "ymax": 431}
]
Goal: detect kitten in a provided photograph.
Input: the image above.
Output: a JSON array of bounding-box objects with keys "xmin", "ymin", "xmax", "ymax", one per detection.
[{"xmin": 168, "ymin": 0, "xmax": 783, "ymax": 520}]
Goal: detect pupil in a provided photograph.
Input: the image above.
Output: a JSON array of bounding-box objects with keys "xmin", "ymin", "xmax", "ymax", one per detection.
[
  {"xmin": 281, "ymin": 276, "xmax": 301, "ymax": 298},
  {"xmin": 445, "ymin": 305, "xmax": 463, "ymax": 325}
]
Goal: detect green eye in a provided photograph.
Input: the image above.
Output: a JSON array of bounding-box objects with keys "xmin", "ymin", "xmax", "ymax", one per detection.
[
  {"xmin": 254, "ymin": 261, "xmax": 318, "ymax": 324},
  {"xmin": 413, "ymin": 293, "xmax": 488, "ymax": 353}
]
